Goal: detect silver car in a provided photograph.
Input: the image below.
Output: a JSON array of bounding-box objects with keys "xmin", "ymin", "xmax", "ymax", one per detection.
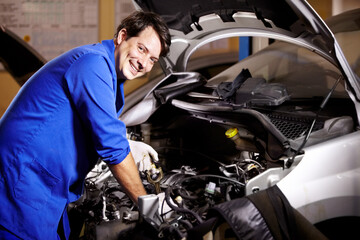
[{"xmin": 117, "ymin": 1, "xmax": 360, "ymax": 239}]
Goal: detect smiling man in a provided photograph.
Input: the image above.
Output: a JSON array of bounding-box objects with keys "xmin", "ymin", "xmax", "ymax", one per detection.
[
  {"xmin": 0, "ymin": 11, "xmax": 170, "ymax": 240},
  {"xmin": 116, "ymin": 27, "xmax": 161, "ymax": 79}
]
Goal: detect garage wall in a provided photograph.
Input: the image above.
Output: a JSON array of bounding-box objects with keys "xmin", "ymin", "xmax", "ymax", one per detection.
[
  {"xmin": 0, "ymin": 73, "xmax": 20, "ymax": 116},
  {"xmin": 0, "ymin": 0, "xmax": 116, "ymax": 117},
  {"xmin": 308, "ymin": 0, "xmax": 333, "ymax": 19}
]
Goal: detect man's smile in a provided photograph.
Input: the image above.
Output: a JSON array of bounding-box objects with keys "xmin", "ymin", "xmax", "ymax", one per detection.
[{"xmin": 129, "ymin": 61, "xmax": 139, "ymax": 76}]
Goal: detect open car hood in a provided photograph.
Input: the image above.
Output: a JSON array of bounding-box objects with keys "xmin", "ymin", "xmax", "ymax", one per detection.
[
  {"xmin": 133, "ymin": 0, "xmax": 360, "ymax": 100},
  {"xmin": 0, "ymin": 25, "xmax": 46, "ymax": 86}
]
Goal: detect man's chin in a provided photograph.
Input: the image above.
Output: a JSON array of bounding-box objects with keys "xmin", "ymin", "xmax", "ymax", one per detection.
[
  {"xmin": 121, "ymin": 71, "xmax": 136, "ymax": 80},
  {"xmin": 121, "ymin": 69, "xmax": 145, "ymax": 80},
  {"xmin": 129, "ymin": 73, "xmax": 145, "ymax": 80}
]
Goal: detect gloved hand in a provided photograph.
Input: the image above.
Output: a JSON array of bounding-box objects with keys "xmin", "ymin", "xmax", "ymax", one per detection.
[{"xmin": 128, "ymin": 140, "xmax": 159, "ymax": 172}]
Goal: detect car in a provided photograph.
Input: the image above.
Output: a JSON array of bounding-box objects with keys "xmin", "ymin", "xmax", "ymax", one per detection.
[
  {"xmin": 2, "ymin": 1, "xmax": 360, "ymax": 239},
  {"xmin": 114, "ymin": 1, "xmax": 360, "ymax": 239}
]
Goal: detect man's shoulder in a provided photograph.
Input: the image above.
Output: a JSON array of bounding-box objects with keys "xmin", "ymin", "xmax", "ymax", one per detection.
[
  {"xmin": 69, "ymin": 42, "xmax": 108, "ymax": 60},
  {"xmin": 58, "ymin": 42, "xmax": 113, "ymax": 72}
]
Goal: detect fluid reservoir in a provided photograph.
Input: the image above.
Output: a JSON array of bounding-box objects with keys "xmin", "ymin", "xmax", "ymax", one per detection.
[
  {"xmin": 225, "ymin": 127, "xmax": 257, "ymax": 152},
  {"xmin": 225, "ymin": 128, "xmax": 241, "ymax": 145}
]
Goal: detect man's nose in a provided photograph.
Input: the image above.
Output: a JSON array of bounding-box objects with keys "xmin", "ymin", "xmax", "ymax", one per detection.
[{"xmin": 138, "ymin": 56, "xmax": 147, "ymax": 70}]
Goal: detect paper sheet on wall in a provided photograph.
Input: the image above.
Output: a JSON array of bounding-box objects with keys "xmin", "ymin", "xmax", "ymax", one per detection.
[
  {"xmin": 0, "ymin": 0, "xmax": 99, "ymax": 61},
  {"xmin": 114, "ymin": 0, "xmax": 136, "ymax": 29}
]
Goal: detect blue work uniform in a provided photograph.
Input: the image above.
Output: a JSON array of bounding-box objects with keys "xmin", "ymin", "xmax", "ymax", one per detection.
[{"xmin": 0, "ymin": 39, "xmax": 130, "ymax": 239}]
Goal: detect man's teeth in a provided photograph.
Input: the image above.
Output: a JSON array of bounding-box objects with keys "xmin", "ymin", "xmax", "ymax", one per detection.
[{"xmin": 130, "ymin": 63, "xmax": 138, "ymax": 72}]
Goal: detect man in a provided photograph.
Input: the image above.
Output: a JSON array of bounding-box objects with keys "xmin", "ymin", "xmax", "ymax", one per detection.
[{"xmin": 0, "ymin": 11, "xmax": 171, "ymax": 239}]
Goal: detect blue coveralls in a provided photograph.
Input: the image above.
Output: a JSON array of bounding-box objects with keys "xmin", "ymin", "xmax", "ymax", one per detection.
[{"xmin": 0, "ymin": 39, "xmax": 130, "ymax": 239}]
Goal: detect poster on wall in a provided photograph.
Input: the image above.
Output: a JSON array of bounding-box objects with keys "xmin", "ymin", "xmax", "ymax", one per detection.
[
  {"xmin": 114, "ymin": 0, "xmax": 135, "ymax": 29},
  {"xmin": 0, "ymin": 0, "xmax": 99, "ymax": 61}
]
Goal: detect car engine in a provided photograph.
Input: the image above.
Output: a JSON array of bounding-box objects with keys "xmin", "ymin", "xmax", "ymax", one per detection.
[
  {"xmin": 68, "ymin": 71, "xmax": 355, "ymax": 239},
  {"xmin": 68, "ymin": 122, "xmax": 266, "ymax": 239}
]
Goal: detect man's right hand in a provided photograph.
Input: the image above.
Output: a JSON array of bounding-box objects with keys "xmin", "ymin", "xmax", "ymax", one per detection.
[{"xmin": 128, "ymin": 140, "xmax": 159, "ymax": 172}]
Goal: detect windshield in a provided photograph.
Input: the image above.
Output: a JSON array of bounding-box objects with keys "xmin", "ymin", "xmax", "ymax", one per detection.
[
  {"xmin": 203, "ymin": 9, "xmax": 360, "ymax": 102},
  {"xmin": 208, "ymin": 39, "xmax": 347, "ymax": 99}
]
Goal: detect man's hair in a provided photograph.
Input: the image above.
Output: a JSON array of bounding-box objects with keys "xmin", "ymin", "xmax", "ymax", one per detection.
[{"xmin": 115, "ymin": 11, "xmax": 171, "ymax": 57}]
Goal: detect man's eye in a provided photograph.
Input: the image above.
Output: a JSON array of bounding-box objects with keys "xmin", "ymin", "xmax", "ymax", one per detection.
[
  {"xmin": 138, "ymin": 46, "xmax": 144, "ymax": 52},
  {"xmin": 150, "ymin": 58, "xmax": 158, "ymax": 64}
]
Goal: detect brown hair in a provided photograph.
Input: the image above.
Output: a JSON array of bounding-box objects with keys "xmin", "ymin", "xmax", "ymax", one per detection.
[{"xmin": 115, "ymin": 11, "xmax": 171, "ymax": 57}]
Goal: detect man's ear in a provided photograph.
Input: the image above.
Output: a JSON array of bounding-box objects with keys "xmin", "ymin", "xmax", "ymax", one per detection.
[{"xmin": 115, "ymin": 29, "xmax": 127, "ymax": 46}]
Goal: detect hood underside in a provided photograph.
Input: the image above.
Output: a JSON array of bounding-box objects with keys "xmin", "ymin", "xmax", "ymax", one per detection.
[
  {"xmin": 133, "ymin": 0, "xmax": 360, "ymax": 102},
  {"xmin": 0, "ymin": 25, "xmax": 46, "ymax": 86},
  {"xmin": 136, "ymin": 0, "xmax": 300, "ymax": 35},
  {"xmin": 134, "ymin": 0, "xmax": 334, "ymax": 59}
]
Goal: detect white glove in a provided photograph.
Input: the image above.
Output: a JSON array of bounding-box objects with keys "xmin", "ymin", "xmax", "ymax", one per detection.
[{"xmin": 128, "ymin": 140, "xmax": 159, "ymax": 172}]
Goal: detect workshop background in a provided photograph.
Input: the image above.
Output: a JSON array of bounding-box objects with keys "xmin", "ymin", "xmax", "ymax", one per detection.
[{"xmin": 1, "ymin": 0, "xmax": 360, "ymax": 117}]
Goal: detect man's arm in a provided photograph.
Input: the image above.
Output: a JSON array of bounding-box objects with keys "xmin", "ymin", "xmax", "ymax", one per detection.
[{"xmin": 107, "ymin": 152, "xmax": 147, "ymax": 204}]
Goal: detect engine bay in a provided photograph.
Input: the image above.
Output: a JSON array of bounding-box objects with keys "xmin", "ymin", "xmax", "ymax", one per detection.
[{"xmin": 68, "ymin": 71, "xmax": 357, "ymax": 239}]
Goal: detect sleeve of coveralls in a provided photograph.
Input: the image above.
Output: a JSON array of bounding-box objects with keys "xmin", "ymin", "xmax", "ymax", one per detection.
[{"xmin": 64, "ymin": 53, "xmax": 130, "ymax": 165}]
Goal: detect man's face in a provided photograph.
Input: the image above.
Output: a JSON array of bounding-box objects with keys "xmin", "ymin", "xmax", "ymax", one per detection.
[{"xmin": 114, "ymin": 26, "xmax": 161, "ymax": 80}]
